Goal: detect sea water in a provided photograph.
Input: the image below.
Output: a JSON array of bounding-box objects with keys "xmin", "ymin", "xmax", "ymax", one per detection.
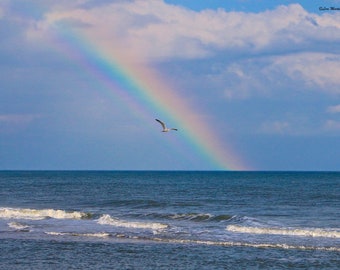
[{"xmin": 0, "ymin": 171, "xmax": 339, "ymax": 269}]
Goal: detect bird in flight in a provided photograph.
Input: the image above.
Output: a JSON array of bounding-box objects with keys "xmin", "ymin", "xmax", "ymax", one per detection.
[{"xmin": 155, "ymin": 119, "xmax": 178, "ymax": 132}]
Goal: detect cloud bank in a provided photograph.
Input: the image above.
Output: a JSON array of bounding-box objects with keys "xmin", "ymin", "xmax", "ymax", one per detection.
[
  {"xmin": 22, "ymin": 1, "xmax": 340, "ymax": 98},
  {"xmin": 27, "ymin": 2, "xmax": 339, "ymax": 58}
]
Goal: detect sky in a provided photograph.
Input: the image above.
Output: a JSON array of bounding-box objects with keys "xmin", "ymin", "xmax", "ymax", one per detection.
[{"xmin": 0, "ymin": 0, "xmax": 339, "ymax": 171}]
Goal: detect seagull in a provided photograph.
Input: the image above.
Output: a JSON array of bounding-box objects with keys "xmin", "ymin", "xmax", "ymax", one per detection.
[{"xmin": 155, "ymin": 119, "xmax": 178, "ymax": 132}]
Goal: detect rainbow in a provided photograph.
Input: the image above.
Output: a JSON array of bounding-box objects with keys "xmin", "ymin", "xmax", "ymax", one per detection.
[{"xmin": 49, "ymin": 21, "xmax": 249, "ymax": 170}]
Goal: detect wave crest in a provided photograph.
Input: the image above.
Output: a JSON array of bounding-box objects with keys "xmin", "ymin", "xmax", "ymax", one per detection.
[
  {"xmin": 45, "ymin": 231, "xmax": 110, "ymax": 238},
  {"xmin": 159, "ymin": 213, "xmax": 233, "ymax": 222},
  {"xmin": 226, "ymin": 225, "xmax": 340, "ymax": 238},
  {"xmin": 0, "ymin": 207, "xmax": 90, "ymax": 220},
  {"xmin": 8, "ymin": 221, "xmax": 31, "ymax": 231},
  {"xmin": 150, "ymin": 238, "xmax": 340, "ymax": 252},
  {"xmin": 97, "ymin": 214, "xmax": 168, "ymax": 230}
]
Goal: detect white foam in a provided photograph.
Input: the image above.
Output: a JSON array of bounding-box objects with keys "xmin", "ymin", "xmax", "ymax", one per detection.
[
  {"xmin": 226, "ymin": 225, "xmax": 340, "ymax": 238},
  {"xmin": 150, "ymin": 238, "xmax": 340, "ymax": 252},
  {"xmin": 45, "ymin": 232, "xmax": 110, "ymax": 238},
  {"xmin": 8, "ymin": 221, "xmax": 30, "ymax": 231},
  {"xmin": 0, "ymin": 207, "xmax": 88, "ymax": 220},
  {"xmin": 97, "ymin": 214, "xmax": 168, "ymax": 230}
]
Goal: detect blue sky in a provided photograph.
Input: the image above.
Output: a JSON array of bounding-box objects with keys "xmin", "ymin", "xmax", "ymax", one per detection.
[{"xmin": 0, "ymin": 0, "xmax": 339, "ymax": 170}]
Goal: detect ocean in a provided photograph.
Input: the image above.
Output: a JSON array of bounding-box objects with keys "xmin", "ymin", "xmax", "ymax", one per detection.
[{"xmin": 0, "ymin": 171, "xmax": 339, "ymax": 269}]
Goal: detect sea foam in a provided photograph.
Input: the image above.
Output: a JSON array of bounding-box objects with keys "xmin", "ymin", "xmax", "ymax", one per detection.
[
  {"xmin": 45, "ymin": 231, "xmax": 110, "ymax": 238},
  {"xmin": 8, "ymin": 221, "xmax": 31, "ymax": 231},
  {"xmin": 226, "ymin": 225, "xmax": 340, "ymax": 238},
  {"xmin": 97, "ymin": 214, "xmax": 168, "ymax": 230},
  {"xmin": 0, "ymin": 207, "xmax": 89, "ymax": 220},
  {"xmin": 150, "ymin": 237, "xmax": 340, "ymax": 252}
]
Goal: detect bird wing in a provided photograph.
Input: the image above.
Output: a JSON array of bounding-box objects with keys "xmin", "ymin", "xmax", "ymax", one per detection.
[{"xmin": 155, "ymin": 119, "xmax": 166, "ymax": 129}]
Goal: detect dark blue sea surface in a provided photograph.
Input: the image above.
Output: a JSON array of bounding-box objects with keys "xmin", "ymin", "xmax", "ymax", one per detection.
[{"xmin": 0, "ymin": 171, "xmax": 339, "ymax": 269}]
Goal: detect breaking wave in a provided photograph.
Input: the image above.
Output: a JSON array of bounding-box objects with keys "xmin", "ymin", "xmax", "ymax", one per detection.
[
  {"xmin": 226, "ymin": 225, "xmax": 340, "ymax": 238},
  {"xmin": 0, "ymin": 207, "xmax": 91, "ymax": 220},
  {"xmin": 149, "ymin": 237, "xmax": 340, "ymax": 252},
  {"xmin": 167, "ymin": 213, "xmax": 233, "ymax": 222},
  {"xmin": 45, "ymin": 231, "xmax": 110, "ymax": 238},
  {"xmin": 8, "ymin": 221, "xmax": 31, "ymax": 231},
  {"xmin": 97, "ymin": 214, "xmax": 168, "ymax": 230},
  {"xmin": 43, "ymin": 231, "xmax": 340, "ymax": 252}
]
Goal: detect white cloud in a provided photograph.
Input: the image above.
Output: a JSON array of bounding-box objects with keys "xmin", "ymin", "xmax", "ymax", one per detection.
[
  {"xmin": 206, "ymin": 51, "xmax": 340, "ymax": 100},
  {"xmin": 259, "ymin": 120, "xmax": 291, "ymax": 135},
  {"xmin": 22, "ymin": 1, "xmax": 340, "ymax": 98},
  {"xmin": 327, "ymin": 104, "xmax": 340, "ymax": 113},
  {"xmin": 26, "ymin": 1, "xmax": 340, "ymax": 61},
  {"xmin": 220, "ymin": 63, "xmax": 267, "ymax": 99},
  {"xmin": 258, "ymin": 117, "xmax": 340, "ymax": 136},
  {"xmin": 265, "ymin": 53, "xmax": 340, "ymax": 94},
  {"xmin": 324, "ymin": 120, "xmax": 340, "ymax": 131}
]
